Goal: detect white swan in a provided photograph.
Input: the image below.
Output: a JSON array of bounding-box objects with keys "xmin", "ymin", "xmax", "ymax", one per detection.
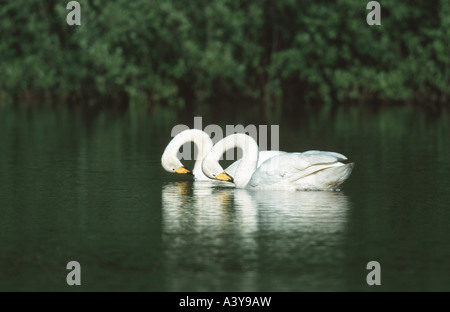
[
  {"xmin": 202, "ymin": 133, "xmax": 354, "ymax": 190},
  {"xmin": 161, "ymin": 129, "xmax": 284, "ymax": 181}
]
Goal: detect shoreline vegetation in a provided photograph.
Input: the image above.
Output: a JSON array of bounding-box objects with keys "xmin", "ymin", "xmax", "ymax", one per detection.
[{"xmin": 1, "ymin": 1, "xmax": 449, "ymax": 114}]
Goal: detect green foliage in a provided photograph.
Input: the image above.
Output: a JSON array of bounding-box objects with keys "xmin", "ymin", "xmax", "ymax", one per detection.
[{"xmin": 0, "ymin": 0, "xmax": 448, "ymax": 110}]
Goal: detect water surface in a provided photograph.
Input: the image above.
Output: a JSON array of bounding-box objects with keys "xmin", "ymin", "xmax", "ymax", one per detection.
[{"xmin": 1, "ymin": 106, "xmax": 449, "ymax": 291}]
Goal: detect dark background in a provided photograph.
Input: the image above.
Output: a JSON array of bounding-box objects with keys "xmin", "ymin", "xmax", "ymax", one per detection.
[{"xmin": 1, "ymin": 0, "xmax": 448, "ymax": 115}]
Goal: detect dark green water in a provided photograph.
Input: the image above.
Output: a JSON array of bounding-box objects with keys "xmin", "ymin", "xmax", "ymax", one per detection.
[{"xmin": 1, "ymin": 106, "xmax": 449, "ymax": 291}]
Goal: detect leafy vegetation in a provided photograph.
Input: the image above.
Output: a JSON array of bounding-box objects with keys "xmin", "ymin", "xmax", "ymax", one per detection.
[{"xmin": 1, "ymin": 0, "xmax": 448, "ymax": 112}]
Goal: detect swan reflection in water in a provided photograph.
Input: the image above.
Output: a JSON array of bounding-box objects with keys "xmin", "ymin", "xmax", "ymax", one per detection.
[{"xmin": 161, "ymin": 181, "xmax": 351, "ymax": 291}]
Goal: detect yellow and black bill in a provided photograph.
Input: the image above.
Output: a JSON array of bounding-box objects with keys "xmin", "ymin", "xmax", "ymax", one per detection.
[
  {"xmin": 215, "ymin": 172, "xmax": 234, "ymax": 182},
  {"xmin": 174, "ymin": 166, "xmax": 192, "ymax": 174}
]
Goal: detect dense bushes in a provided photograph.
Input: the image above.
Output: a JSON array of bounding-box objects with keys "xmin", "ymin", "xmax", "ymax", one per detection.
[{"xmin": 0, "ymin": 0, "xmax": 448, "ymax": 110}]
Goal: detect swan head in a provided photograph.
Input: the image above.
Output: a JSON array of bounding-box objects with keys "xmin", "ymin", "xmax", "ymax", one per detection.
[
  {"xmin": 161, "ymin": 129, "xmax": 213, "ymax": 180},
  {"xmin": 161, "ymin": 152, "xmax": 192, "ymax": 175},
  {"xmin": 202, "ymin": 158, "xmax": 234, "ymax": 182}
]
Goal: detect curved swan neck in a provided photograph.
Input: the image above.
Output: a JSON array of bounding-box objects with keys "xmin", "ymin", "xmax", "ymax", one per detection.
[
  {"xmin": 162, "ymin": 129, "xmax": 213, "ymax": 180},
  {"xmin": 209, "ymin": 134, "xmax": 259, "ymax": 188},
  {"xmin": 192, "ymin": 132, "xmax": 214, "ymax": 179}
]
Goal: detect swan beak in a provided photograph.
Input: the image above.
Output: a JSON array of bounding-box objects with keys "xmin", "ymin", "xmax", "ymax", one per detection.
[
  {"xmin": 174, "ymin": 166, "xmax": 192, "ymax": 174},
  {"xmin": 215, "ymin": 172, "xmax": 234, "ymax": 183}
]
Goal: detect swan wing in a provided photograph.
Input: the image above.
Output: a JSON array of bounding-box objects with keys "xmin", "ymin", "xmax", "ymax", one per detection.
[
  {"xmin": 301, "ymin": 150, "xmax": 348, "ymax": 161},
  {"xmin": 248, "ymin": 151, "xmax": 347, "ymax": 188}
]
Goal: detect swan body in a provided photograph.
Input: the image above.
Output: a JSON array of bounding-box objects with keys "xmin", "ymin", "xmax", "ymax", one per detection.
[
  {"xmin": 161, "ymin": 129, "xmax": 284, "ymax": 181},
  {"xmin": 202, "ymin": 133, "xmax": 354, "ymax": 190}
]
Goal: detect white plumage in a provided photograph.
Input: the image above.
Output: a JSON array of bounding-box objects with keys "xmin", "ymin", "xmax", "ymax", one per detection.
[
  {"xmin": 161, "ymin": 129, "xmax": 284, "ymax": 181},
  {"xmin": 202, "ymin": 133, "xmax": 354, "ymax": 190}
]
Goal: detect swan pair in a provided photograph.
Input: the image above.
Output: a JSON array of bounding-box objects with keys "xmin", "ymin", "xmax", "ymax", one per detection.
[
  {"xmin": 161, "ymin": 129, "xmax": 283, "ymax": 181},
  {"xmin": 161, "ymin": 129, "xmax": 354, "ymax": 190}
]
